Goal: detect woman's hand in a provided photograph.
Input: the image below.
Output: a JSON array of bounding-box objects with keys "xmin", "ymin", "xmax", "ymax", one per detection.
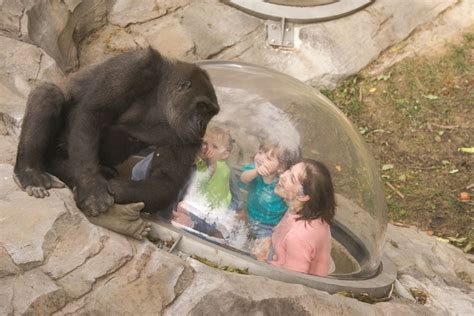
[{"xmin": 253, "ymin": 237, "xmax": 272, "ymax": 262}]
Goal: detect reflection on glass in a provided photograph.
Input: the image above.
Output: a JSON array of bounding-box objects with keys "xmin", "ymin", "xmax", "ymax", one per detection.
[{"xmin": 132, "ymin": 61, "xmax": 388, "ymax": 280}]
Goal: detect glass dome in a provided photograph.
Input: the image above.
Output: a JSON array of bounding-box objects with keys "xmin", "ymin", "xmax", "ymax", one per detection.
[{"xmin": 145, "ymin": 60, "xmax": 394, "ymax": 296}]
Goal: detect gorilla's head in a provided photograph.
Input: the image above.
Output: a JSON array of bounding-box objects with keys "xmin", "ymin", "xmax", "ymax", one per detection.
[{"xmin": 159, "ymin": 60, "xmax": 219, "ymax": 144}]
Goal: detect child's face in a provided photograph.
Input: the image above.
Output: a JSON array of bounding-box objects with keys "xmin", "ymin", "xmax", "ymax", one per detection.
[
  {"xmin": 254, "ymin": 148, "xmax": 280, "ymax": 175},
  {"xmin": 200, "ymin": 133, "xmax": 230, "ymax": 162},
  {"xmin": 275, "ymin": 162, "xmax": 306, "ymax": 201}
]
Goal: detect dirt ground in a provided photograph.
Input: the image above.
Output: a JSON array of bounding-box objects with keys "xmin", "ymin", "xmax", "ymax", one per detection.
[{"xmin": 322, "ymin": 33, "xmax": 473, "ymax": 252}]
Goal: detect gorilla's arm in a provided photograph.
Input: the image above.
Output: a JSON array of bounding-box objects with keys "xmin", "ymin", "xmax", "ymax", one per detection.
[
  {"xmin": 108, "ymin": 144, "xmax": 199, "ymax": 214},
  {"xmin": 66, "ymin": 48, "xmax": 162, "ymax": 215}
]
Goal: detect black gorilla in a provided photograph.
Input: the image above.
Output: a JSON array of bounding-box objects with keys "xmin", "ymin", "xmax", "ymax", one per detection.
[{"xmin": 14, "ymin": 48, "xmax": 219, "ymax": 218}]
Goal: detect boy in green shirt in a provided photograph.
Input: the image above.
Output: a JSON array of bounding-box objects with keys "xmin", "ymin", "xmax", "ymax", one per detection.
[
  {"xmin": 196, "ymin": 125, "xmax": 233, "ymax": 209},
  {"xmin": 172, "ymin": 125, "xmax": 236, "ymax": 238}
]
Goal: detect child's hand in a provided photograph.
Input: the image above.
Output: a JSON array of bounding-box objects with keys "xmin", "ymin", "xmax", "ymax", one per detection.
[
  {"xmin": 234, "ymin": 209, "xmax": 247, "ymax": 221},
  {"xmin": 207, "ymin": 147, "xmax": 217, "ymax": 160},
  {"xmin": 172, "ymin": 210, "xmax": 193, "ymax": 227},
  {"xmin": 172, "ymin": 204, "xmax": 193, "ymax": 227},
  {"xmin": 256, "ymin": 164, "xmax": 272, "ymax": 177}
]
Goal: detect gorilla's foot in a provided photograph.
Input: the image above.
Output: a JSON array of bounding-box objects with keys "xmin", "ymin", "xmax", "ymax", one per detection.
[
  {"xmin": 75, "ymin": 180, "xmax": 115, "ymax": 216},
  {"xmin": 13, "ymin": 168, "xmax": 65, "ymax": 198},
  {"xmin": 87, "ymin": 202, "xmax": 151, "ymax": 240}
]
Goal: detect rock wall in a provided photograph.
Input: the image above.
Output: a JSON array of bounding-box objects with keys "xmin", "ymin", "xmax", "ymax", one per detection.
[
  {"xmin": 77, "ymin": 0, "xmax": 473, "ymax": 88},
  {"xmin": 1, "ymin": 163, "xmax": 465, "ymax": 315}
]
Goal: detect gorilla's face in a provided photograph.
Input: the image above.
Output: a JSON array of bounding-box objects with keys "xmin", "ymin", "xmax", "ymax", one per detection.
[{"xmin": 161, "ymin": 62, "xmax": 219, "ymax": 143}]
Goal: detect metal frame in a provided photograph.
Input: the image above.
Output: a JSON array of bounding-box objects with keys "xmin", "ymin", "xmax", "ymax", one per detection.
[
  {"xmin": 147, "ymin": 218, "xmax": 396, "ymax": 298},
  {"xmin": 222, "ymin": 0, "xmax": 375, "ymax": 23}
]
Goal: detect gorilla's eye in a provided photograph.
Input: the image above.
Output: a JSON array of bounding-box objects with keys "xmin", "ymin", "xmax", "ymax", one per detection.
[{"xmin": 178, "ymin": 80, "xmax": 192, "ymax": 90}]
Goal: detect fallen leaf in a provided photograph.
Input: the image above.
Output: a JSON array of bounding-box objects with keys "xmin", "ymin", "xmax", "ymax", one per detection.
[
  {"xmin": 458, "ymin": 147, "xmax": 474, "ymax": 154},
  {"xmin": 447, "ymin": 236, "xmax": 467, "ymax": 244},
  {"xmin": 377, "ymin": 73, "xmax": 391, "ymax": 81},
  {"xmin": 464, "ymin": 242, "xmax": 473, "ymax": 253},
  {"xmin": 391, "ymin": 221, "xmax": 410, "ymax": 228},
  {"xmin": 426, "ymin": 229, "xmax": 434, "ymax": 236},
  {"xmin": 459, "ymin": 192, "xmax": 470, "ymax": 201},
  {"xmin": 449, "ymin": 169, "xmax": 459, "ymax": 174},
  {"xmin": 390, "ymin": 239, "xmax": 399, "ymax": 248},
  {"xmin": 369, "ymin": 87, "xmax": 377, "ymax": 93},
  {"xmin": 423, "ymin": 94, "xmax": 440, "ymax": 100},
  {"xmin": 382, "ymin": 164, "xmax": 394, "ymax": 171},
  {"xmin": 359, "ymin": 126, "xmax": 368, "ymax": 135},
  {"xmin": 410, "ymin": 288, "xmax": 428, "ymax": 304},
  {"xmin": 436, "ymin": 237, "xmax": 450, "ymax": 243}
]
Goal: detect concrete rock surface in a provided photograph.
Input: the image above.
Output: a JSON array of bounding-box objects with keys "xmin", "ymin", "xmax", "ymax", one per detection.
[
  {"xmin": 77, "ymin": 0, "xmax": 473, "ymax": 88},
  {"xmin": 0, "ymin": 160, "xmax": 472, "ymax": 314}
]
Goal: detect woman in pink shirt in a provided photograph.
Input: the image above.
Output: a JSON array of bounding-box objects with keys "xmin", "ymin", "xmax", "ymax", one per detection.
[{"xmin": 255, "ymin": 159, "xmax": 335, "ymax": 276}]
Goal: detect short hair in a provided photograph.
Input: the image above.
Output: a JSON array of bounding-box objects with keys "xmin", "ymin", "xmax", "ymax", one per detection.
[
  {"xmin": 296, "ymin": 159, "xmax": 336, "ymax": 225},
  {"xmin": 205, "ymin": 125, "xmax": 234, "ymax": 152},
  {"xmin": 259, "ymin": 142, "xmax": 301, "ymax": 171}
]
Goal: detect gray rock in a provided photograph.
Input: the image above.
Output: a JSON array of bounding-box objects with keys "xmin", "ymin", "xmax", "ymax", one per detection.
[
  {"xmin": 25, "ymin": 0, "xmax": 107, "ymax": 72},
  {"xmin": 57, "ymin": 242, "xmax": 193, "ymax": 314},
  {"xmin": 0, "ymin": 246, "xmax": 20, "ymax": 278},
  {"xmin": 367, "ymin": 0, "xmax": 474, "ymax": 75},
  {"xmin": 56, "ymin": 235, "xmax": 133, "ymax": 299},
  {"xmin": 0, "ymin": 276, "xmax": 15, "ymax": 315},
  {"xmin": 220, "ymin": 0, "xmax": 459, "ymax": 88},
  {"xmin": 41, "ymin": 219, "xmax": 104, "ymax": 280},
  {"xmin": 386, "ymin": 225, "xmax": 474, "ymax": 315},
  {"xmin": 0, "ymin": 36, "xmax": 64, "ymax": 120},
  {"xmin": 12, "ymin": 269, "xmax": 67, "ymax": 315},
  {"xmin": 166, "ymin": 258, "xmax": 433, "ymax": 316},
  {"xmin": 180, "ymin": 1, "xmax": 262, "ymax": 59},
  {"xmin": 0, "ymin": 0, "xmax": 106, "ymax": 72},
  {"xmin": 108, "ymin": 0, "xmax": 185, "ymax": 28},
  {"xmin": 0, "ymin": 113, "xmax": 18, "ymax": 165},
  {"xmin": 79, "ymin": 24, "xmax": 150, "ymax": 66},
  {"xmin": 130, "ymin": 13, "xmax": 196, "ymax": 60},
  {"xmin": 77, "ymin": 0, "xmax": 471, "ymax": 88},
  {"xmin": 0, "ymin": 164, "xmax": 71, "ymax": 269}
]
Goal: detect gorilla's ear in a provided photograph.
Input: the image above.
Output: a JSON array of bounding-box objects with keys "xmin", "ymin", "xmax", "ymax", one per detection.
[{"xmin": 178, "ymin": 80, "xmax": 192, "ymax": 91}]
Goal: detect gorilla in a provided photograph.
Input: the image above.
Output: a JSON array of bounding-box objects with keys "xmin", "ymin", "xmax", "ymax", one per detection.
[{"xmin": 14, "ymin": 48, "xmax": 219, "ymax": 226}]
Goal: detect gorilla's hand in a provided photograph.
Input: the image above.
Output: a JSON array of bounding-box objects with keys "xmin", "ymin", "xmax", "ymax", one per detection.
[
  {"xmin": 13, "ymin": 168, "xmax": 65, "ymax": 198},
  {"xmin": 74, "ymin": 178, "xmax": 114, "ymax": 216}
]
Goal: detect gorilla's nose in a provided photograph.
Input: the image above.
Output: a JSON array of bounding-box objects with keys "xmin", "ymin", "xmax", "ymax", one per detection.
[{"xmin": 207, "ymin": 101, "xmax": 219, "ymax": 116}]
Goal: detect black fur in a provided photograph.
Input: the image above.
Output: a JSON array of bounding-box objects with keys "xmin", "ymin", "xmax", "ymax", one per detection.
[{"xmin": 14, "ymin": 48, "xmax": 219, "ymax": 216}]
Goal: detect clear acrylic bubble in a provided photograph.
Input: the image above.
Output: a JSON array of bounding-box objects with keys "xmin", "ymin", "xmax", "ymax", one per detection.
[{"xmin": 168, "ymin": 60, "xmax": 388, "ymax": 279}]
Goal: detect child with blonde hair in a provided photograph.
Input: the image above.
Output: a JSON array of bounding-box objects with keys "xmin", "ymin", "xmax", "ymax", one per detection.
[{"xmin": 239, "ymin": 142, "xmax": 300, "ymax": 239}]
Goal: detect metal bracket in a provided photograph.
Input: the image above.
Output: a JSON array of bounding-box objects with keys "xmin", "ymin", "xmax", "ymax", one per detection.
[{"xmin": 266, "ymin": 18, "xmax": 294, "ymax": 48}]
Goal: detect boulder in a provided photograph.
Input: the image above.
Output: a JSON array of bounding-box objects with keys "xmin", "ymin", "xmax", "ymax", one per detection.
[
  {"xmin": 0, "ymin": 35, "xmax": 64, "ymax": 121},
  {"xmin": 0, "ymin": 0, "xmax": 108, "ymax": 72},
  {"xmin": 0, "ymin": 163, "xmax": 192, "ymax": 314},
  {"xmin": 385, "ymin": 225, "xmax": 474, "ymax": 315}
]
